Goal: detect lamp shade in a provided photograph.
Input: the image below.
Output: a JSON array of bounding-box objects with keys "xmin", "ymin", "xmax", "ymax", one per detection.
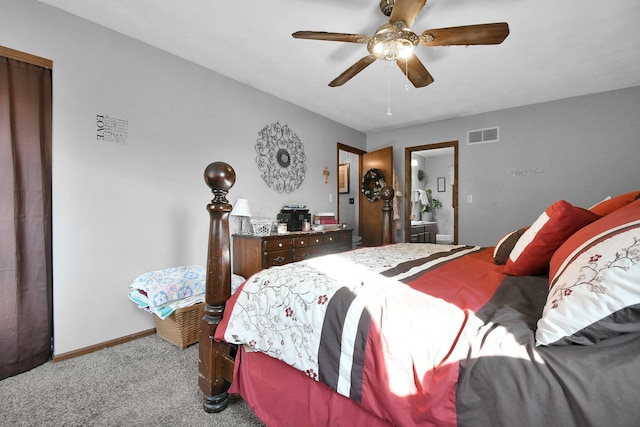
[{"xmin": 231, "ymin": 198, "xmax": 252, "ymax": 217}]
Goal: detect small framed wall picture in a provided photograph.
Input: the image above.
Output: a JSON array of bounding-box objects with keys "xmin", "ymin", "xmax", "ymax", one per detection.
[
  {"xmin": 338, "ymin": 163, "xmax": 350, "ymax": 194},
  {"xmin": 437, "ymin": 177, "xmax": 446, "ymax": 192}
]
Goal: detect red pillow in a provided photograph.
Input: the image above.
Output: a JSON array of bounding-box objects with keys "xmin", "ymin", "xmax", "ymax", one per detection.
[
  {"xmin": 503, "ymin": 200, "xmax": 600, "ymax": 276},
  {"xmin": 493, "ymin": 227, "xmax": 527, "ymax": 265},
  {"xmin": 589, "ymin": 191, "xmax": 640, "ymax": 216}
]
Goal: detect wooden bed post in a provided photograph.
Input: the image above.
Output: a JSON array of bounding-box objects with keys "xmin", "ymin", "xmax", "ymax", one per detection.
[
  {"xmin": 381, "ymin": 186, "xmax": 395, "ymax": 245},
  {"xmin": 199, "ymin": 161, "xmax": 237, "ymax": 413}
]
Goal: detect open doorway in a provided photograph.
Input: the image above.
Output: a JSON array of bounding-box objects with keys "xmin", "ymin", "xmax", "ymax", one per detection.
[
  {"xmin": 337, "ymin": 143, "xmax": 365, "ymax": 242},
  {"xmin": 404, "ymin": 141, "xmax": 459, "ymax": 244},
  {"xmin": 337, "ymin": 143, "xmax": 395, "ymax": 247}
]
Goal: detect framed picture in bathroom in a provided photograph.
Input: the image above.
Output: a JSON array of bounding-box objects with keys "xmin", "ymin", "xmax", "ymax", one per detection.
[{"xmin": 338, "ymin": 163, "xmax": 350, "ymax": 194}]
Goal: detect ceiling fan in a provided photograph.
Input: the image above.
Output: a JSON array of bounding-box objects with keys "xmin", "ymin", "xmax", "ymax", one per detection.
[{"xmin": 292, "ymin": 0, "xmax": 509, "ymax": 88}]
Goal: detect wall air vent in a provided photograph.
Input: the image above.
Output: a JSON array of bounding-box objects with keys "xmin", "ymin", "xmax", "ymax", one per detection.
[{"xmin": 467, "ymin": 126, "xmax": 499, "ymax": 145}]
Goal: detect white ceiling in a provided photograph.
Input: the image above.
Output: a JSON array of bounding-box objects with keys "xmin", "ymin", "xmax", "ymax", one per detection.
[{"xmin": 40, "ymin": 0, "xmax": 640, "ymax": 133}]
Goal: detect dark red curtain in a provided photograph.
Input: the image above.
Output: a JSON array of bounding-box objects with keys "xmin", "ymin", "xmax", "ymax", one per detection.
[{"xmin": 0, "ymin": 55, "xmax": 52, "ymax": 379}]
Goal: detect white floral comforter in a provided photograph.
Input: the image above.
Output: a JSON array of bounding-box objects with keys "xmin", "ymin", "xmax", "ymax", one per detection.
[{"xmin": 218, "ymin": 244, "xmax": 480, "ymax": 391}]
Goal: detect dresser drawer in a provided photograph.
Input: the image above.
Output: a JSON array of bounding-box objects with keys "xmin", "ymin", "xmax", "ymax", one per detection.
[
  {"xmin": 293, "ymin": 246, "xmax": 322, "ymax": 262},
  {"xmin": 334, "ymin": 241, "xmax": 352, "ymax": 252},
  {"xmin": 263, "ymin": 249, "xmax": 293, "ymax": 268},
  {"xmin": 293, "ymin": 236, "xmax": 309, "ymax": 248},
  {"xmin": 334, "ymin": 232, "xmax": 352, "ymax": 244},
  {"xmin": 265, "ymin": 238, "xmax": 293, "ymax": 251},
  {"xmin": 323, "ymin": 234, "xmax": 338, "ymax": 244},
  {"xmin": 309, "ymin": 235, "xmax": 324, "ymax": 246}
]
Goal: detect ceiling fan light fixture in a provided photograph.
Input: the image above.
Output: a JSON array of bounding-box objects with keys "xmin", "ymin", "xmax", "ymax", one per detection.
[
  {"xmin": 372, "ymin": 39, "xmax": 414, "ymax": 60},
  {"xmin": 398, "ymin": 41, "xmax": 415, "ymax": 59},
  {"xmin": 368, "ymin": 22, "xmax": 418, "ymax": 61}
]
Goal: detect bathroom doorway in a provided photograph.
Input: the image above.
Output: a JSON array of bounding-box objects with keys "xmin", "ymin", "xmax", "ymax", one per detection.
[{"xmin": 404, "ymin": 141, "xmax": 459, "ymax": 244}]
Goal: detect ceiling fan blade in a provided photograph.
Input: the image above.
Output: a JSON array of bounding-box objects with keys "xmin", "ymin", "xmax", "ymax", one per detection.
[
  {"xmin": 292, "ymin": 31, "xmax": 370, "ymax": 44},
  {"xmin": 329, "ymin": 55, "xmax": 377, "ymax": 87},
  {"xmin": 420, "ymin": 23, "xmax": 509, "ymax": 46},
  {"xmin": 396, "ymin": 55, "xmax": 434, "ymax": 88},
  {"xmin": 389, "ymin": 0, "xmax": 427, "ymax": 27}
]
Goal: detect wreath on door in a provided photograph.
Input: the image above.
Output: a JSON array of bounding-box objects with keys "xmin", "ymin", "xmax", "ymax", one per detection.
[{"xmin": 362, "ymin": 168, "xmax": 386, "ymax": 202}]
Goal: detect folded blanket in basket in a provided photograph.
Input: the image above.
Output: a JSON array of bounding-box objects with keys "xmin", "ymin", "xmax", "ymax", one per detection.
[
  {"xmin": 128, "ymin": 265, "xmax": 244, "ymax": 319},
  {"xmin": 130, "ymin": 265, "xmax": 206, "ymax": 306},
  {"xmin": 128, "ymin": 292, "xmax": 205, "ymax": 319}
]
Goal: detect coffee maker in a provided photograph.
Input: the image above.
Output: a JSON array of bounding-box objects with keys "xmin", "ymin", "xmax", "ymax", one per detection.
[{"xmin": 276, "ymin": 207, "xmax": 310, "ymax": 231}]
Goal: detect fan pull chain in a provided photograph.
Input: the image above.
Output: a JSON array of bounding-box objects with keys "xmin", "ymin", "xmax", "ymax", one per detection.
[
  {"xmin": 387, "ymin": 75, "xmax": 392, "ymax": 116},
  {"xmin": 405, "ymin": 58, "xmax": 410, "ymax": 91}
]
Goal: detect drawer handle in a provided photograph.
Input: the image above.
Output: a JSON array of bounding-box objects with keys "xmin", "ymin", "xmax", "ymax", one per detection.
[
  {"xmin": 278, "ymin": 242, "xmax": 283, "ymax": 248},
  {"xmin": 314, "ymin": 238, "xmax": 321, "ymax": 243},
  {"xmin": 273, "ymin": 256, "xmax": 285, "ymax": 263},
  {"xmin": 328, "ymin": 237, "xmax": 334, "ymax": 242}
]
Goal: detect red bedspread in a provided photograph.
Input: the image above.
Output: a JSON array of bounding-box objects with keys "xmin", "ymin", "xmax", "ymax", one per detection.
[{"xmin": 216, "ymin": 244, "xmax": 500, "ymax": 426}]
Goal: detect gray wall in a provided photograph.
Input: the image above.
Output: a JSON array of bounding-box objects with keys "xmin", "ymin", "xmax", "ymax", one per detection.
[
  {"xmin": 367, "ymin": 86, "xmax": 640, "ymax": 246},
  {"xmin": 3, "ymin": 0, "xmax": 365, "ymax": 355}
]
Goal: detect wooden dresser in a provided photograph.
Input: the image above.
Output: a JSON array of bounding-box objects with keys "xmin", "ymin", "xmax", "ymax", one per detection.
[{"xmin": 232, "ymin": 229, "xmax": 353, "ymax": 279}]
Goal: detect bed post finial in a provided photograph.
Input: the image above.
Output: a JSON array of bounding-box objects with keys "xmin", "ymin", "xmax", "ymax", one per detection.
[
  {"xmin": 204, "ymin": 161, "xmax": 236, "ymax": 204},
  {"xmin": 199, "ymin": 161, "xmax": 236, "ymax": 413},
  {"xmin": 381, "ymin": 186, "xmax": 394, "ymax": 245}
]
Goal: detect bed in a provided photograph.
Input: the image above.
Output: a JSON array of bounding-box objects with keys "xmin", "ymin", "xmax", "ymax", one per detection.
[{"xmin": 198, "ymin": 162, "xmax": 640, "ymax": 426}]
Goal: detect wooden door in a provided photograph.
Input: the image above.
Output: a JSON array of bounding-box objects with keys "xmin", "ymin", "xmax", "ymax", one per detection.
[{"xmin": 359, "ymin": 146, "xmax": 393, "ymax": 247}]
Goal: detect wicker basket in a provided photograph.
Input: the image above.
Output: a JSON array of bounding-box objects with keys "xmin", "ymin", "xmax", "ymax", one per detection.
[
  {"xmin": 250, "ymin": 218, "xmax": 273, "ymax": 236},
  {"xmin": 153, "ymin": 302, "xmax": 205, "ymax": 348}
]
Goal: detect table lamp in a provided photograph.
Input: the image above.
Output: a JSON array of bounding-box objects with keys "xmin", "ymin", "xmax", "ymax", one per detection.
[{"xmin": 231, "ymin": 198, "xmax": 252, "ymax": 234}]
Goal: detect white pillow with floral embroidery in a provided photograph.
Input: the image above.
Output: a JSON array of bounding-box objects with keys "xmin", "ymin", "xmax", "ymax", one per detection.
[{"xmin": 536, "ymin": 199, "xmax": 640, "ymax": 346}]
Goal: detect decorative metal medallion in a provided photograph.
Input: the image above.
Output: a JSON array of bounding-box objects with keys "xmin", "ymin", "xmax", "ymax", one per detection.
[{"xmin": 255, "ymin": 122, "xmax": 306, "ymax": 193}]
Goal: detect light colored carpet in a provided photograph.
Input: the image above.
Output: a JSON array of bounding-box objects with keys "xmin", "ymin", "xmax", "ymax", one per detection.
[{"xmin": 0, "ymin": 335, "xmax": 265, "ymax": 426}]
